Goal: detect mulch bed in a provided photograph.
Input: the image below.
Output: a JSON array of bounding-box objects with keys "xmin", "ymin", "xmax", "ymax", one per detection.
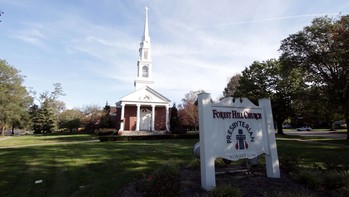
[
  {"xmin": 115, "ymin": 164, "xmax": 316, "ymax": 197},
  {"xmin": 180, "ymin": 165, "xmax": 310, "ymax": 197}
]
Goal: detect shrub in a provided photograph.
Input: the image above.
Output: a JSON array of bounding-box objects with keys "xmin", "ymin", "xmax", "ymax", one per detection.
[
  {"xmin": 329, "ymin": 186, "xmax": 349, "ymax": 197},
  {"xmin": 280, "ymin": 155, "xmax": 302, "ymax": 173},
  {"xmin": 186, "ymin": 158, "xmax": 200, "ymax": 170},
  {"xmin": 141, "ymin": 162, "xmax": 181, "ymax": 197},
  {"xmin": 322, "ymin": 171, "xmax": 349, "ymax": 190},
  {"xmin": 260, "ymin": 189, "xmax": 315, "ymax": 197},
  {"xmin": 95, "ymin": 129, "xmax": 117, "ymax": 136},
  {"xmin": 293, "ymin": 170, "xmax": 322, "ymax": 190},
  {"xmin": 171, "ymin": 126, "xmax": 187, "ymax": 134},
  {"xmin": 208, "ymin": 185, "xmax": 243, "ymax": 197}
]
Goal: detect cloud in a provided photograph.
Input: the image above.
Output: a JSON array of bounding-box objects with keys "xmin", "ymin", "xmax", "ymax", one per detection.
[
  {"xmin": 13, "ymin": 26, "xmax": 47, "ymax": 48},
  {"xmin": 3, "ymin": 0, "xmax": 349, "ymax": 108},
  {"xmin": 213, "ymin": 12, "xmax": 342, "ymax": 27}
]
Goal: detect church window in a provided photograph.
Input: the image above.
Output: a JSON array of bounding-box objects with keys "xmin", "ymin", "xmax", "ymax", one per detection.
[
  {"xmin": 142, "ymin": 65, "xmax": 149, "ymax": 77},
  {"xmin": 144, "ymin": 51, "xmax": 148, "ymax": 59}
]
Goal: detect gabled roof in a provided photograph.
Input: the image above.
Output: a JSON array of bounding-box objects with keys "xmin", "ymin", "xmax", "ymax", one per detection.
[{"xmin": 118, "ymin": 86, "xmax": 171, "ymax": 105}]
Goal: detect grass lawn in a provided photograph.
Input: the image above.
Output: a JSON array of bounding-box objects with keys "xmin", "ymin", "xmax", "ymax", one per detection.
[
  {"xmin": 0, "ymin": 134, "xmax": 97, "ymax": 148},
  {"xmin": 0, "ymin": 134, "xmax": 348, "ymax": 196},
  {"xmin": 0, "ymin": 135, "xmax": 197, "ymax": 197}
]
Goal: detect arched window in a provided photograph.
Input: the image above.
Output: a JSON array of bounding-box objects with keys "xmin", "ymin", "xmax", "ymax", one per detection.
[{"xmin": 142, "ymin": 65, "xmax": 149, "ymax": 77}]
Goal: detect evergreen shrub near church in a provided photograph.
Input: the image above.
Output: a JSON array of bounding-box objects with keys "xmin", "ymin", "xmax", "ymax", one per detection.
[{"xmin": 95, "ymin": 128, "xmax": 117, "ymax": 136}]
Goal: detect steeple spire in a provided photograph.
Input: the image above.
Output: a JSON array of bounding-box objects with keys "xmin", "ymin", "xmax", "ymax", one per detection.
[
  {"xmin": 143, "ymin": 7, "xmax": 149, "ymax": 41},
  {"xmin": 134, "ymin": 7, "xmax": 154, "ymax": 90}
]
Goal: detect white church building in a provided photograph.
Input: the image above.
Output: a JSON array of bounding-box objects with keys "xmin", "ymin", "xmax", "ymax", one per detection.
[{"xmin": 115, "ymin": 8, "xmax": 171, "ymax": 132}]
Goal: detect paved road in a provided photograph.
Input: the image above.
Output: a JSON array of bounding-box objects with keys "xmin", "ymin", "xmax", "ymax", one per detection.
[{"xmin": 285, "ymin": 130, "xmax": 347, "ymax": 139}]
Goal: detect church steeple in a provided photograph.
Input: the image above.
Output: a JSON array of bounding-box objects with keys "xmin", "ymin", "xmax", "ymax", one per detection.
[
  {"xmin": 134, "ymin": 7, "xmax": 154, "ymax": 90},
  {"xmin": 143, "ymin": 7, "xmax": 150, "ymax": 41}
]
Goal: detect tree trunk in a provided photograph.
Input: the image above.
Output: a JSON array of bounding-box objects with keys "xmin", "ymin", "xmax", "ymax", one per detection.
[
  {"xmin": 1, "ymin": 125, "xmax": 5, "ymax": 136},
  {"xmin": 345, "ymin": 116, "xmax": 349, "ymax": 141},
  {"xmin": 276, "ymin": 120, "xmax": 284, "ymax": 135}
]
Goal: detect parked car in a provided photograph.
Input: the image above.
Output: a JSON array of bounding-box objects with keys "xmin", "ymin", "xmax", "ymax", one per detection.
[
  {"xmin": 297, "ymin": 126, "xmax": 312, "ymax": 131},
  {"xmin": 282, "ymin": 124, "xmax": 292, "ymax": 129}
]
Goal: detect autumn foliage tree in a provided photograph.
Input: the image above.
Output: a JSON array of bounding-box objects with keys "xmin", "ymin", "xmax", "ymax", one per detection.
[
  {"xmin": 81, "ymin": 105, "xmax": 103, "ymax": 132},
  {"xmin": 223, "ymin": 74, "xmax": 241, "ymax": 98},
  {"xmin": 178, "ymin": 90, "xmax": 205, "ymax": 131}
]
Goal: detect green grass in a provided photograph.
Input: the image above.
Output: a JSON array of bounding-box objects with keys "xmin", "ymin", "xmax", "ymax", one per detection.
[
  {"xmin": 0, "ymin": 134, "xmax": 348, "ymax": 196},
  {"xmin": 277, "ymin": 138, "xmax": 349, "ymax": 168},
  {"xmin": 0, "ymin": 135, "xmax": 197, "ymax": 197},
  {"xmin": 0, "ymin": 134, "xmax": 97, "ymax": 148}
]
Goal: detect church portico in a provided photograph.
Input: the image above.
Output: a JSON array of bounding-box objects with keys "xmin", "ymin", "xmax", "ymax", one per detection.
[{"xmin": 119, "ymin": 101, "xmax": 170, "ymax": 132}]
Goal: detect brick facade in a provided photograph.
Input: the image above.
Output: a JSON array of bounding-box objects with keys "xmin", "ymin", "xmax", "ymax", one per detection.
[{"xmin": 115, "ymin": 105, "xmax": 168, "ymax": 131}]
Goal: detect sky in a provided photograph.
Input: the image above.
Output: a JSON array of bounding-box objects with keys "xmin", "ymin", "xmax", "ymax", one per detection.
[{"xmin": 1, "ymin": 0, "xmax": 348, "ymax": 109}]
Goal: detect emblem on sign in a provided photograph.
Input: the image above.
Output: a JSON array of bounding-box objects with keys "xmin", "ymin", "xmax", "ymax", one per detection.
[{"xmin": 226, "ymin": 121, "xmax": 255, "ymax": 149}]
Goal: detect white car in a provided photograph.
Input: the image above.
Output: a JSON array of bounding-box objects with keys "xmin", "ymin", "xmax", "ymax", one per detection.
[{"xmin": 297, "ymin": 126, "xmax": 312, "ymax": 131}]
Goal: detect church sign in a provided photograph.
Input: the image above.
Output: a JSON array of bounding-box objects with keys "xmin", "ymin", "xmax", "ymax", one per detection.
[{"xmin": 198, "ymin": 93, "xmax": 280, "ymax": 191}]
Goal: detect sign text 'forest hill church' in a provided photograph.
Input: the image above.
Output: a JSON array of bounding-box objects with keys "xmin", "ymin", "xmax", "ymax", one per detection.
[{"xmin": 212, "ymin": 109, "xmax": 262, "ymax": 120}]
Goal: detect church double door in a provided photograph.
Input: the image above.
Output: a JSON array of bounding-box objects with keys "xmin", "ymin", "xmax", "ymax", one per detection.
[{"xmin": 140, "ymin": 108, "xmax": 152, "ymax": 131}]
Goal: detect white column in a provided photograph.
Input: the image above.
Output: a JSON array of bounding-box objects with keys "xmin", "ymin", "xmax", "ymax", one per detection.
[
  {"xmin": 151, "ymin": 105, "xmax": 155, "ymax": 131},
  {"xmin": 120, "ymin": 103, "xmax": 125, "ymax": 131},
  {"xmin": 136, "ymin": 104, "xmax": 140, "ymax": 131},
  {"xmin": 165, "ymin": 105, "xmax": 169, "ymax": 131}
]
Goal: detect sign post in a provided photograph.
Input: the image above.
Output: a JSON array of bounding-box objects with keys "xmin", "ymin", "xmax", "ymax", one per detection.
[{"xmin": 198, "ymin": 93, "xmax": 280, "ymax": 191}]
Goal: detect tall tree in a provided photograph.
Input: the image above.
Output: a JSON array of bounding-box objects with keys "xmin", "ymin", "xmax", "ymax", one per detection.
[
  {"xmin": 0, "ymin": 60, "xmax": 33, "ymax": 135},
  {"xmin": 280, "ymin": 15, "xmax": 349, "ymax": 140},
  {"xmin": 170, "ymin": 103, "xmax": 179, "ymax": 130},
  {"xmin": 30, "ymin": 83, "xmax": 65, "ymax": 133},
  {"xmin": 99, "ymin": 102, "xmax": 114, "ymax": 129},
  {"xmin": 178, "ymin": 90, "xmax": 205, "ymax": 131},
  {"xmin": 81, "ymin": 105, "xmax": 103, "ymax": 132},
  {"xmin": 59, "ymin": 109, "xmax": 84, "ymax": 132},
  {"xmin": 29, "ymin": 104, "xmax": 44, "ymax": 133},
  {"xmin": 234, "ymin": 59, "xmax": 304, "ymax": 134},
  {"xmin": 222, "ymin": 74, "xmax": 241, "ymax": 98}
]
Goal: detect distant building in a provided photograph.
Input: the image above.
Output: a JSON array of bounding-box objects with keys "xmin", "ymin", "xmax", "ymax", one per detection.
[{"xmin": 115, "ymin": 8, "xmax": 171, "ymax": 132}]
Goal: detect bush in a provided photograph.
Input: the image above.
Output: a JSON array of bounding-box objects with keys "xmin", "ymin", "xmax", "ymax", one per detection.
[
  {"xmin": 330, "ymin": 186, "xmax": 349, "ymax": 197},
  {"xmin": 293, "ymin": 170, "xmax": 322, "ymax": 190},
  {"xmin": 322, "ymin": 171, "xmax": 349, "ymax": 190},
  {"xmin": 293, "ymin": 169, "xmax": 349, "ymax": 193},
  {"xmin": 141, "ymin": 162, "xmax": 181, "ymax": 197},
  {"xmin": 186, "ymin": 158, "xmax": 200, "ymax": 170},
  {"xmin": 95, "ymin": 129, "xmax": 117, "ymax": 136},
  {"xmin": 171, "ymin": 126, "xmax": 187, "ymax": 134},
  {"xmin": 280, "ymin": 155, "xmax": 302, "ymax": 174},
  {"xmin": 260, "ymin": 189, "xmax": 315, "ymax": 197},
  {"xmin": 208, "ymin": 185, "xmax": 243, "ymax": 197}
]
